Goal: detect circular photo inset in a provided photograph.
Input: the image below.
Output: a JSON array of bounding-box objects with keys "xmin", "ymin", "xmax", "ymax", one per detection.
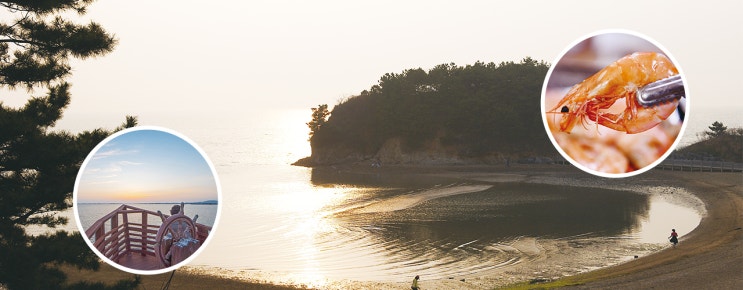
[
  {"xmin": 542, "ymin": 30, "xmax": 688, "ymax": 177},
  {"xmin": 74, "ymin": 126, "xmax": 221, "ymax": 275}
]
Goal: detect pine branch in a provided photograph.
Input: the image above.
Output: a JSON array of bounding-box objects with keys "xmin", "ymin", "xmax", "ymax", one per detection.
[{"xmin": 0, "ymin": 37, "xmax": 61, "ymax": 49}]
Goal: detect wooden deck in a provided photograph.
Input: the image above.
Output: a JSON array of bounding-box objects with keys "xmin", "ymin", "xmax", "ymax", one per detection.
[
  {"xmin": 116, "ymin": 253, "xmax": 162, "ymax": 270},
  {"xmin": 85, "ymin": 203, "xmax": 211, "ymax": 271}
]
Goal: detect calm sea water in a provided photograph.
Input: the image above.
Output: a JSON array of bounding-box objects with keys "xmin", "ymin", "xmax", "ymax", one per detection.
[
  {"xmin": 76, "ymin": 203, "xmax": 218, "ymax": 231},
  {"xmin": 42, "ymin": 107, "xmax": 728, "ymax": 287}
]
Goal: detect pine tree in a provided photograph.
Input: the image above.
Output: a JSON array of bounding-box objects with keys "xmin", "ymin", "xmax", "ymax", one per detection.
[
  {"xmin": 705, "ymin": 121, "xmax": 728, "ymax": 138},
  {"xmin": 1, "ymin": 1, "xmax": 138, "ymax": 289},
  {"xmin": 307, "ymin": 104, "xmax": 329, "ymax": 140}
]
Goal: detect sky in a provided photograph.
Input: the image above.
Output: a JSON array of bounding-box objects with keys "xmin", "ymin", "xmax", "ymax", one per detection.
[
  {"xmin": 2, "ymin": 0, "xmax": 742, "ymax": 133},
  {"xmin": 76, "ymin": 129, "xmax": 219, "ymax": 203}
]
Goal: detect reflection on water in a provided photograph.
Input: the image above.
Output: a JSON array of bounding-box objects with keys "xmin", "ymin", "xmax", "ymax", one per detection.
[
  {"xmin": 328, "ymin": 183, "xmax": 650, "ymax": 281},
  {"xmin": 192, "ymin": 166, "xmax": 702, "ymax": 287},
  {"xmin": 631, "ymin": 195, "xmax": 701, "ymax": 243}
]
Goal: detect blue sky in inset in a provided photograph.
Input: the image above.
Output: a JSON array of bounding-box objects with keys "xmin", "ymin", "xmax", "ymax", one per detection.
[{"xmin": 77, "ymin": 129, "xmax": 218, "ymax": 203}]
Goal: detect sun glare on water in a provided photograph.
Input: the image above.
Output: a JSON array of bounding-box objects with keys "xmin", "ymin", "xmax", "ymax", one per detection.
[
  {"xmin": 270, "ymin": 109, "xmax": 312, "ymax": 165},
  {"xmin": 262, "ymin": 181, "xmax": 373, "ymax": 287}
]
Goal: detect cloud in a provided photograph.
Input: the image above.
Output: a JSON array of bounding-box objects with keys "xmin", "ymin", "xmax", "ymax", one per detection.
[
  {"xmin": 96, "ymin": 174, "xmax": 120, "ymax": 179},
  {"xmin": 91, "ymin": 149, "xmax": 139, "ymax": 160},
  {"xmin": 85, "ymin": 179, "xmax": 119, "ymax": 185},
  {"xmin": 83, "ymin": 160, "xmax": 143, "ymax": 180}
]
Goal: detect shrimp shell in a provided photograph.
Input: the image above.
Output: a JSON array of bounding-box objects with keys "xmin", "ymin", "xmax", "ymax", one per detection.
[{"xmin": 551, "ymin": 52, "xmax": 679, "ymax": 134}]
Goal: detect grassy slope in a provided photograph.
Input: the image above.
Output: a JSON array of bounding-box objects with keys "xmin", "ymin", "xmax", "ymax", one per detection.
[{"xmin": 61, "ymin": 263, "xmax": 307, "ymax": 290}]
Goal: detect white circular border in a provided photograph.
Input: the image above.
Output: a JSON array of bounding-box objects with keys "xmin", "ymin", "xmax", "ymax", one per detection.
[
  {"xmin": 73, "ymin": 125, "xmax": 223, "ymax": 275},
  {"xmin": 540, "ymin": 29, "xmax": 690, "ymax": 178}
]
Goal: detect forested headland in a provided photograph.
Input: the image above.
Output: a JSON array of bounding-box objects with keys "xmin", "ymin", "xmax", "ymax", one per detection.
[
  {"xmin": 295, "ymin": 58, "xmax": 558, "ymax": 166},
  {"xmin": 675, "ymin": 122, "xmax": 743, "ymax": 163}
]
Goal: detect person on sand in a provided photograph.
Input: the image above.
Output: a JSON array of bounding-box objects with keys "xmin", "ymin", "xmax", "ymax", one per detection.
[
  {"xmin": 411, "ymin": 275, "xmax": 420, "ymax": 290},
  {"xmin": 669, "ymin": 229, "xmax": 679, "ymax": 247}
]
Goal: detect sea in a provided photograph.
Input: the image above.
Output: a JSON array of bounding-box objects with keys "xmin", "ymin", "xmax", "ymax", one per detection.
[
  {"xmin": 75, "ymin": 203, "xmax": 219, "ymax": 231},
  {"xmin": 35, "ymin": 106, "xmax": 739, "ymax": 288}
]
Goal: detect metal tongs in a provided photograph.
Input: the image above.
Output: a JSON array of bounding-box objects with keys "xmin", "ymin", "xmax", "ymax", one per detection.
[{"xmin": 637, "ymin": 74, "xmax": 685, "ymax": 107}]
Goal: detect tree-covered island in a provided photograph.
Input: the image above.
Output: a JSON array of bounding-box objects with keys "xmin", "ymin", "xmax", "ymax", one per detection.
[
  {"xmin": 295, "ymin": 59, "xmax": 742, "ymax": 168},
  {"xmin": 295, "ymin": 58, "xmax": 557, "ymax": 167}
]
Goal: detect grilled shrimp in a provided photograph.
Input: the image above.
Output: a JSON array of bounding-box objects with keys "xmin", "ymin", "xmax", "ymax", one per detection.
[
  {"xmin": 550, "ymin": 52, "xmax": 679, "ymax": 134},
  {"xmin": 555, "ymin": 132, "xmax": 630, "ymax": 173}
]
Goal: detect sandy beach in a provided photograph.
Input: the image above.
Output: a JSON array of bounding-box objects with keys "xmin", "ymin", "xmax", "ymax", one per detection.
[
  {"xmin": 417, "ymin": 165, "xmax": 741, "ymax": 289},
  {"xmin": 555, "ymin": 170, "xmax": 743, "ymax": 289}
]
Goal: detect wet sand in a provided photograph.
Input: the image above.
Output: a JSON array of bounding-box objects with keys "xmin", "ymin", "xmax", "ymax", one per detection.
[
  {"xmin": 349, "ymin": 184, "xmax": 493, "ymax": 214},
  {"xmin": 556, "ymin": 170, "xmax": 743, "ymax": 289},
  {"xmin": 306, "ymin": 164, "xmax": 743, "ymax": 289}
]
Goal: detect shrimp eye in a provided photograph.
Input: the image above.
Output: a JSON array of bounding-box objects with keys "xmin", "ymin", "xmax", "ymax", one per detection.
[{"xmin": 561, "ymin": 106, "xmax": 569, "ymax": 113}]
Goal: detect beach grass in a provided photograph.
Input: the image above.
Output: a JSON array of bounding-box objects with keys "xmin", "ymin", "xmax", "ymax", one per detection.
[
  {"xmin": 499, "ymin": 275, "xmax": 598, "ymax": 289},
  {"xmin": 61, "ymin": 263, "xmax": 306, "ymax": 290}
]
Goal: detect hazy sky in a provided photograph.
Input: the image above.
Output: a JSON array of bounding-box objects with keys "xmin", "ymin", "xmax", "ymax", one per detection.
[
  {"xmin": 76, "ymin": 129, "xmax": 219, "ymax": 203},
  {"xmin": 3, "ymin": 0, "xmax": 742, "ymax": 132}
]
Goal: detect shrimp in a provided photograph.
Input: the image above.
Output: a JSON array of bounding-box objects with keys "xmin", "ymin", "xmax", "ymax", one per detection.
[
  {"xmin": 550, "ymin": 52, "xmax": 679, "ymax": 134},
  {"xmin": 615, "ymin": 124, "xmax": 674, "ymax": 169},
  {"xmin": 555, "ymin": 132, "xmax": 630, "ymax": 173}
]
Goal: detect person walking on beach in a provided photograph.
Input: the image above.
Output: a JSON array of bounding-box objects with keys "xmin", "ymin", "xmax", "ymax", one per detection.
[
  {"xmin": 411, "ymin": 275, "xmax": 420, "ymax": 290},
  {"xmin": 669, "ymin": 229, "xmax": 679, "ymax": 247}
]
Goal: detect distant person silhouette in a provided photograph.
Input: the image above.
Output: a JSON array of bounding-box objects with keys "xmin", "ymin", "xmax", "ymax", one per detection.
[
  {"xmin": 411, "ymin": 275, "xmax": 420, "ymax": 290},
  {"xmin": 669, "ymin": 229, "xmax": 679, "ymax": 247}
]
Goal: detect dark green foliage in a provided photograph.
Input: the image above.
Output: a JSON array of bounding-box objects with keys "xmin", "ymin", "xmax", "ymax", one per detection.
[
  {"xmin": 1, "ymin": 1, "xmax": 98, "ymax": 14},
  {"xmin": 307, "ymin": 104, "xmax": 329, "ymax": 140},
  {"xmin": 678, "ymin": 123, "xmax": 742, "ymax": 162},
  {"xmin": 1, "ymin": 1, "xmax": 116, "ymax": 88},
  {"xmin": 0, "ymin": 231, "xmax": 101, "ymax": 289},
  {"xmin": 705, "ymin": 121, "xmax": 728, "ymax": 138},
  {"xmin": 1, "ymin": 1, "xmax": 139, "ymax": 289},
  {"xmin": 0, "ymin": 89, "xmax": 138, "ymax": 289},
  {"xmin": 311, "ymin": 58, "xmax": 555, "ymax": 158}
]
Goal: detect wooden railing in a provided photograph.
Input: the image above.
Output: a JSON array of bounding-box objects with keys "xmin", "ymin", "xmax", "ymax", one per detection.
[
  {"xmin": 549, "ymin": 156, "xmax": 742, "ymax": 173},
  {"xmin": 655, "ymin": 159, "xmax": 743, "ymax": 172},
  {"xmin": 84, "ymin": 204, "xmax": 213, "ymax": 266},
  {"xmin": 85, "ymin": 204, "xmax": 162, "ymax": 263}
]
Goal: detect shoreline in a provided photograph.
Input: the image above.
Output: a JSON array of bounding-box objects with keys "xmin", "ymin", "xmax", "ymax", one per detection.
[
  {"xmin": 553, "ymin": 169, "xmax": 743, "ymax": 289},
  {"xmin": 65, "ymin": 164, "xmax": 742, "ymax": 289},
  {"xmin": 304, "ymin": 163, "xmax": 742, "ymax": 289}
]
